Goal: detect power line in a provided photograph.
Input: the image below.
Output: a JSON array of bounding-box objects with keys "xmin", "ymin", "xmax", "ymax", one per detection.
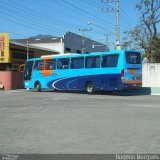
[
  {"xmin": 102, "ymin": 0, "xmax": 120, "ymax": 48},
  {"xmin": 61, "ymin": 0, "xmax": 115, "ymax": 27},
  {"xmin": 2, "ymin": 0, "xmax": 82, "ymax": 31},
  {"xmin": 0, "ymin": 0, "xmax": 118, "ymax": 46},
  {"xmin": 3, "ymin": 2, "xmax": 109, "ymax": 39},
  {"xmin": 35, "ymin": 0, "xmax": 109, "ymax": 38},
  {"xmin": 1, "ymin": 0, "xmax": 89, "ymax": 38}
]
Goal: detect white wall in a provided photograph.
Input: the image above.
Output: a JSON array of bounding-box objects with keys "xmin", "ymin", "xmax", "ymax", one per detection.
[
  {"xmin": 142, "ymin": 62, "xmax": 160, "ymax": 87},
  {"xmin": 31, "ymin": 43, "xmax": 64, "ymax": 54}
]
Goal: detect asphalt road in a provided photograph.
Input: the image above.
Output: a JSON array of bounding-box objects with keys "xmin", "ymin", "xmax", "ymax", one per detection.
[{"xmin": 0, "ymin": 90, "xmax": 160, "ymax": 153}]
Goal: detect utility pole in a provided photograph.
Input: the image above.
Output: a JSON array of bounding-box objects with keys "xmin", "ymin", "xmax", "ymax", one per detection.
[
  {"xmin": 106, "ymin": 33, "xmax": 109, "ymax": 51},
  {"xmin": 116, "ymin": 0, "xmax": 120, "ymax": 47},
  {"xmin": 102, "ymin": 0, "xmax": 121, "ymax": 49},
  {"xmin": 27, "ymin": 40, "xmax": 29, "ymax": 60},
  {"xmin": 88, "ymin": 21, "xmax": 110, "ymax": 51},
  {"xmin": 79, "ymin": 28, "xmax": 92, "ymax": 53}
]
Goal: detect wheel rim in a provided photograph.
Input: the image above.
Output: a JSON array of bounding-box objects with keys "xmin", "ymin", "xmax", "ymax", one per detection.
[
  {"xmin": 87, "ymin": 84, "xmax": 93, "ymax": 93},
  {"xmin": 35, "ymin": 84, "xmax": 39, "ymax": 90},
  {"xmin": 37, "ymin": 84, "xmax": 40, "ymax": 89},
  {"xmin": 35, "ymin": 82, "xmax": 41, "ymax": 91}
]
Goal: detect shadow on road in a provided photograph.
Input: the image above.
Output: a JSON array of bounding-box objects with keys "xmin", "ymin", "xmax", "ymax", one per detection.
[{"xmin": 41, "ymin": 88, "xmax": 151, "ymax": 97}]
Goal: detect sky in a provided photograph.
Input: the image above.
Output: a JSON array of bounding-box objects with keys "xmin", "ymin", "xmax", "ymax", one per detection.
[{"xmin": 0, "ymin": 0, "xmax": 140, "ymax": 49}]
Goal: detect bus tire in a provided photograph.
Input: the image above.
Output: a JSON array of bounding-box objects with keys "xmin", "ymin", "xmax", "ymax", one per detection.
[
  {"xmin": 34, "ymin": 82, "xmax": 41, "ymax": 92},
  {"xmin": 85, "ymin": 82, "xmax": 95, "ymax": 94}
]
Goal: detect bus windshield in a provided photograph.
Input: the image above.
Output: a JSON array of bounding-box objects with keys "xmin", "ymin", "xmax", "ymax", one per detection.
[
  {"xmin": 125, "ymin": 52, "xmax": 141, "ymax": 64},
  {"xmin": 24, "ymin": 61, "xmax": 34, "ymax": 80}
]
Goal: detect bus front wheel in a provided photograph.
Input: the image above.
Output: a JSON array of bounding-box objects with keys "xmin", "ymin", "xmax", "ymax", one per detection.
[
  {"xmin": 85, "ymin": 82, "xmax": 95, "ymax": 94},
  {"xmin": 34, "ymin": 82, "xmax": 41, "ymax": 92}
]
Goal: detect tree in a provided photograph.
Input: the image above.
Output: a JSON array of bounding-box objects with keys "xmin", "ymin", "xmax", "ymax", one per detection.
[
  {"xmin": 151, "ymin": 36, "xmax": 160, "ymax": 62},
  {"xmin": 122, "ymin": 0, "xmax": 160, "ymax": 62}
]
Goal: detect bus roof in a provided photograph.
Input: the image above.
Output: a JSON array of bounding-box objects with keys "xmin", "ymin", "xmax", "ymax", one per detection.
[
  {"xmin": 27, "ymin": 50, "xmax": 140, "ymax": 61},
  {"xmin": 40, "ymin": 50, "xmax": 124, "ymax": 58}
]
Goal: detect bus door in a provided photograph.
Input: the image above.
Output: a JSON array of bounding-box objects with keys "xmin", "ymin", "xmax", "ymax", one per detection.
[{"xmin": 122, "ymin": 52, "xmax": 142, "ymax": 86}]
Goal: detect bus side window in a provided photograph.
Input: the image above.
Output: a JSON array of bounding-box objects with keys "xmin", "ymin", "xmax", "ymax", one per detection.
[
  {"xmin": 57, "ymin": 59, "xmax": 69, "ymax": 69},
  {"xmin": 45, "ymin": 60, "xmax": 56, "ymax": 70},
  {"xmin": 40, "ymin": 60, "xmax": 45, "ymax": 70},
  {"xmin": 102, "ymin": 55, "xmax": 118, "ymax": 67},
  {"xmin": 71, "ymin": 58, "xmax": 84, "ymax": 69},
  {"xmin": 86, "ymin": 56, "xmax": 100, "ymax": 68},
  {"xmin": 34, "ymin": 60, "xmax": 41, "ymax": 70}
]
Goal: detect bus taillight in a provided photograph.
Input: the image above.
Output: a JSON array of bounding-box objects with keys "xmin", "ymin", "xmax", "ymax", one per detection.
[{"xmin": 121, "ymin": 69, "xmax": 124, "ymax": 82}]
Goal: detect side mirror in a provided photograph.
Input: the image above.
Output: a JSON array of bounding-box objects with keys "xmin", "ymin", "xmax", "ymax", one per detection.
[{"xmin": 19, "ymin": 64, "xmax": 25, "ymax": 72}]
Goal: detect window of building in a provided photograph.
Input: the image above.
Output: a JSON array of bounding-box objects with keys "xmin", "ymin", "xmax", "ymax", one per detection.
[
  {"xmin": 0, "ymin": 37, "xmax": 4, "ymax": 50},
  {"xmin": 102, "ymin": 55, "xmax": 118, "ymax": 67},
  {"xmin": 12, "ymin": 51, "xmax": 27, "ymax": 60},
  {"xmin": 29, "ymin": 53, "xmax": 34, "ymax": 59},
  {"xmin": 65, "ymin": 47, "xmax": 71, "ymax": 52},
  {"xmin": 11, "ymin": 49, "xmax": 34, "ymax": 60},
  {"xmin": 85, "ymin": 56, "xmax": 100, "ymax": 68},
  {"xmin": 76, "ymin": 50, "xmax": 81, "ymax": 53},
  {"xmin": 57, "ymin": 58, "xmax": 70, "ymax": 69},
  {"xmin": 0, "ymin": 58, "xmax": 4, "ymax": 61},
  {"xmin": 71, "ymin": 57, "xmax": 84, "ymax": 69},
  {"xmin": 0, "ymin": 51, "xmax": 4, "ymax": 57}
]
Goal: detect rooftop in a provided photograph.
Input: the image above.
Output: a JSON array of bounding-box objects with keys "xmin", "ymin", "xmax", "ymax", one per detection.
[
  {"xmin": 10, "ymin": 41, "xmax": 60, "ymax": 54},
  {"xmin": 12, "ymin": 36, "xmax": 62, "ymax": 44}
]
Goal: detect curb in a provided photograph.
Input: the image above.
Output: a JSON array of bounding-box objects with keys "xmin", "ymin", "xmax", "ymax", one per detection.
[
  {"xmin": 128, "ymin": 87, "xmax": 160, "ymax": 95},
  {"xmin": 150, "ymin": 87, "xmax": 160, "ymax": 95}
]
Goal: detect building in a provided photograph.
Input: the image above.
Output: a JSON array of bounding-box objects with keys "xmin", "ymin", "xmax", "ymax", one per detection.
[
  {"xmin": 0, "ymin": 33, "xmax": 60, "ymax": 71},
  {"xmin": 0, "ymin": 32, "xmax": 59, "ymax": 90},
  {"xmin": 13, "ymin": 32, "xmax": 108, "ymax": 54}
]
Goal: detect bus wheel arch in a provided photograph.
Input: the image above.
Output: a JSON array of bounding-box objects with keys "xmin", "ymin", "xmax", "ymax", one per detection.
[
  {"xmin": 34, "ymin": 81, "xmax": 41, "ymax": 92},
  {"xmin": 85, "ymin": 81, "xmax": 95, "ymax": 94}
]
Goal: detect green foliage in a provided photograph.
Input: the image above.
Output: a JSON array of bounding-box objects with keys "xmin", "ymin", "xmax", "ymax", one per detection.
[
  {"xmin": 122, "ymin": 0, "xmax": 160, "ymax": 62},
  {"xmin": 152, "ymin": 37, "xmax": 160, "ymax": 62}
]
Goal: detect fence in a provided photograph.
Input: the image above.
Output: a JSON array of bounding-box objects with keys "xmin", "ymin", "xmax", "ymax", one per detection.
[{"xmin": 0, "ymin": 71, "xmax": 23, "ymax": 90}]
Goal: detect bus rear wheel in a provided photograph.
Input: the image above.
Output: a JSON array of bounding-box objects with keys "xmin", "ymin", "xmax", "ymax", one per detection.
[
  {"xmin": 34, "ymin": 82, "xmax": 41, "ymax": 92},
  {"xmin": 85, "ymin": 82, "xmax": 95, "ymax": 94}
]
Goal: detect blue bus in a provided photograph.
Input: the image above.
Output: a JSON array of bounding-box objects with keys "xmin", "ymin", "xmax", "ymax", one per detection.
[{"xmin": 23, "ymin": 50, "xmax": 142, "ymax": 94}]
